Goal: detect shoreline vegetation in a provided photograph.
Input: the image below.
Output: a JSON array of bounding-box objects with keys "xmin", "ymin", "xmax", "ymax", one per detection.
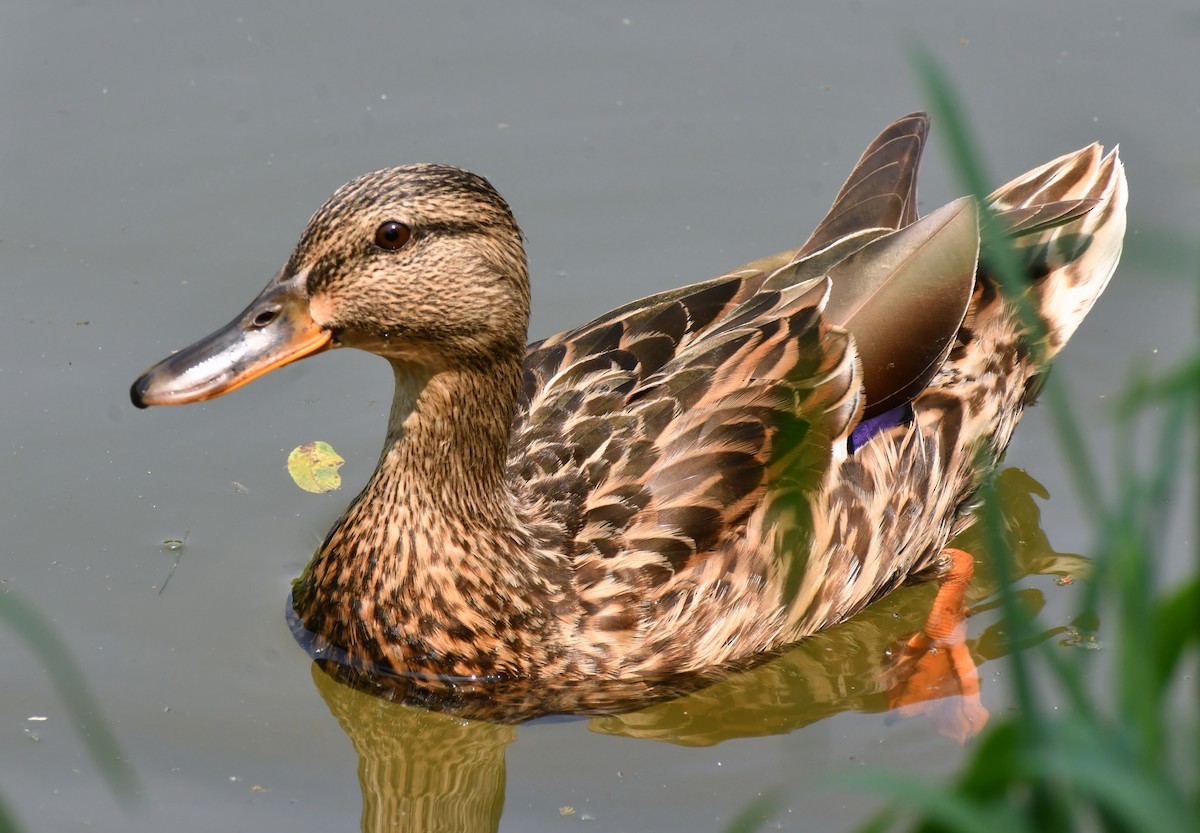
[{"xmin": 832, "ymin": 51, "xmax": 1197, "ymax": 833}]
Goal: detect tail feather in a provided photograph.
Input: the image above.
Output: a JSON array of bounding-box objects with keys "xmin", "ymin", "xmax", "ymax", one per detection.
[
  {"xmin": 994, "ymin": 197, "xmax": 1099, "ymax": 238},
  {"xmin": 988, "ymin": 145, "xmax": 1128, "ymax": 357},
  {"xmin": 988, "ymin": 143, "xmax": 1102, "ymax": 207}
]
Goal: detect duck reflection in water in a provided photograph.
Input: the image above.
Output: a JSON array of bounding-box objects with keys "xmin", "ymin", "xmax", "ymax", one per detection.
[{"xmin": 313, "ymin": 467, "xmax": 1087, "ymax": 833}]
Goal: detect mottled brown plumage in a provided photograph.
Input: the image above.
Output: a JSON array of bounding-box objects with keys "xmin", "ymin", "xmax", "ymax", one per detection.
[{"xmin": 132, "ymin": 113, "xmax": 1127, "ymax": 693}]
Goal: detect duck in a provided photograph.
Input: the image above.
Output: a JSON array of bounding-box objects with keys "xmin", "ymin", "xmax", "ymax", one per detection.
[{"xmin": 131, "ymin": 113, "xmax": 1127, "ymax": 688}]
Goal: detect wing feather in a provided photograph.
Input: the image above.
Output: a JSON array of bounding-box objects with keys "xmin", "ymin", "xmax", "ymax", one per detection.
[{"xmin": 509, "ymin": 112, "xmax": 950, "ymax": 602}]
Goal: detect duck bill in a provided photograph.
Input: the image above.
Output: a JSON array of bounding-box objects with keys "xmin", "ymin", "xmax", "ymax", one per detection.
[{"xmin": 130, "ymin": 276, "xmax": 333, "ymax": 408}]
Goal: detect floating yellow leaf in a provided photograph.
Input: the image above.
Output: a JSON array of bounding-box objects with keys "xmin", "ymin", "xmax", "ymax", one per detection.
[{"xmin": 287, "ymin": 442, "xmax": 344, "ymax": 493}]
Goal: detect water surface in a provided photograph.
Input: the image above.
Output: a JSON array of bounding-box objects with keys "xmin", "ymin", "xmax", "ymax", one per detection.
[{"xmin": 3, "ymin": 2, "xmax": 1195, "ymax": 831}]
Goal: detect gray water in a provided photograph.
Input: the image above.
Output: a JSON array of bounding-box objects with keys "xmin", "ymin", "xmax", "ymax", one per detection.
[{"xmin": 3, "ymin": 2, "xmax": 1196, "ymax": 831}]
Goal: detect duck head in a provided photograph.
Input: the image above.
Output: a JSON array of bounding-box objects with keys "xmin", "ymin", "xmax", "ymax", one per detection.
[{"xmin": 131, "ymin": 164, "xmax": 529, "ymax": 408}]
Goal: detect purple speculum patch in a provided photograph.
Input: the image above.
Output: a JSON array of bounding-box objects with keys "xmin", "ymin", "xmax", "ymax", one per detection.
[{"xmin": 848, "ymin": 402, "xmax": 913, "ymax": 453}]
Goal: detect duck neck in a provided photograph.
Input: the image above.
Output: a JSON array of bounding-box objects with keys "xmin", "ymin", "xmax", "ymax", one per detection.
[
  {"xmin": 292, "ymin": 349, "xmax": 570, "ymax": 678},
  {"xmin": 373, "ymin": 354, "xmax": 524, "ymax": 525}
]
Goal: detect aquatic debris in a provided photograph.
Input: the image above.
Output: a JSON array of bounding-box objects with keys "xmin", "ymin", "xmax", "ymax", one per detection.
[
  {"xmin": 159, "ymin": 531, "xmax": 190, "ymax": 595},
  {"xmin": 1060, "ymin": 629, "xmax": 1103, "ymax": 650},
  {"xmin": 287, "ymin": 442, "xmax": 345, "ymax": 493}
]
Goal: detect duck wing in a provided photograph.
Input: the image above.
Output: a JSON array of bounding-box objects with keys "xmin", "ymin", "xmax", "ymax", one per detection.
[
  {"xmin": 513, "ymin": 272, "xmax": 860, "ymax": 580},
  {"xmin": 510, "ymin": 112, "xmax": 972, "ymax": 582},
  {"xmin": 794, "ymin": 111, "xmax": 928, "ymax": 259}
]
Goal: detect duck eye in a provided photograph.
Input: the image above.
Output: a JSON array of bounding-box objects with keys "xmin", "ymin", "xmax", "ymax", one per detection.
[{"xmin": 374, "ymin": 221, "xmax": 412, "ymax": 251}]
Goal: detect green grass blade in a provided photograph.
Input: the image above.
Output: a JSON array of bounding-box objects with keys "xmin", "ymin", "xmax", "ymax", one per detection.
[
  {"xmin": 1152, "ymin": 577, "xmax": 1200, "ymax": 689},
  {"xmin": 0, "ymin": 590, "xmax": 139, "ymax": 804},
  {"xmin": 0, "ymin": 792, "xmax": 20, "ymax": 833},
  {"xmin": 840, "ymin": 770, "xmax": 1025, "ymax": 833},
  {"xmin": 722, "ymin": 789, "xmax": 782, "ymax": 833},
  {"xmin": 1031, "ymin": 744, "xmax": 1194, "ymax": 833}
]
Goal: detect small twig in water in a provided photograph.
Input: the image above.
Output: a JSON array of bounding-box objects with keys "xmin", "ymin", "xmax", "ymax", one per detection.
[{"xmin": 158, "ymin": 530, "xmax": 190, "ymax": 595}]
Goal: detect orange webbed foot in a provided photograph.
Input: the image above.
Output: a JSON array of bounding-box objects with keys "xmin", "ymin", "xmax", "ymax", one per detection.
[{"xmin": 883, "ymin": 548, "xmax": 989, "ymax": 743}]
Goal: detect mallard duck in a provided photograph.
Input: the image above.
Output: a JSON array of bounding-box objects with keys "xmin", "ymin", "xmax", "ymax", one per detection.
[{"xmin": 131, "ymin": 113, "xmax": 1126, "ymax": 687}]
